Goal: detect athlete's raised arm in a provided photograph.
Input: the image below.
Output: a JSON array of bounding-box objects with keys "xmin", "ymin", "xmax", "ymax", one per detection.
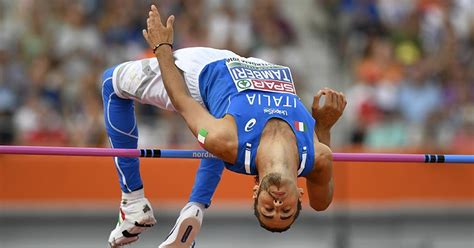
[
  {"xmin": 142, "ymin": 5, "xmax": 236, "ymax": 162},
  {"xmin": 306, "ymin": 88, "xmax": 346, "ymax": 211}
]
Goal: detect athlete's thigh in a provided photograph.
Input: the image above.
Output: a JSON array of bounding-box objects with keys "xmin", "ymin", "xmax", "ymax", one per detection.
[
  {"xmin": 112, "ymin": 58, "xmax": 177, "ymax": 111},
  {"xmin": 114, "ymin": 59, "xmax": 204, "ymax": 112}
]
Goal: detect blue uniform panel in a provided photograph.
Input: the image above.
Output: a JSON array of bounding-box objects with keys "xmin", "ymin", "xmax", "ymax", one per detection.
[
  {"xmin": 199, "ymin": 58, "xmax": 316, "ymax": 176},
  {"xmin": 198, "ymin": 59, "xmax": 238, "ymax": 117}
]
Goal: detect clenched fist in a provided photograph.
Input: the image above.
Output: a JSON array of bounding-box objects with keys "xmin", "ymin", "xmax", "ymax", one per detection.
[{"xmin": 311, "ymin": 88, "xmax": 347, "ymax": 130}]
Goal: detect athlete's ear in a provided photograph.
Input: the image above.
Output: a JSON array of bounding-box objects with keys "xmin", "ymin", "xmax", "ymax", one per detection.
[
  {"xmin": 252, "ymin": 185, "xmax": 259, "ymax": 199},
  {"xmin": 297, "ymin": 188, "xmax": 304, "ymax": 200}
]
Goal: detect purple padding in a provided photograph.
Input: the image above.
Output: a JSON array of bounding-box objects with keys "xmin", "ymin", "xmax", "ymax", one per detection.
[
  {"xmin": 0, "ymin": 145, "xmax": 140, "ymax": 157},
  {"xmin": 0, "ymin": 146, "xmax": 473, "ymax": 163}
]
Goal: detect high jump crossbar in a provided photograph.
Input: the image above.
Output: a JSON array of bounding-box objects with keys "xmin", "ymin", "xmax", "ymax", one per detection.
[{"xmin": 0, "ymin": 145, "xmax": 473, "ymax": 163}]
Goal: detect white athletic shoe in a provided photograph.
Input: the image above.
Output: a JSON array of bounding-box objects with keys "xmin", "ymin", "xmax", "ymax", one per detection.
[
  {"xmin": 108, "ymin": 197, "xmax": 157, "ymax": 247},
  {"xmin": 158, "ymin": 204, "xmax": 203, "ymax": 248}
]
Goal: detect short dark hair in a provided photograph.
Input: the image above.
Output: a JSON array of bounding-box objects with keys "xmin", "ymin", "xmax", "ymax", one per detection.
[{"xmin": 253, "ymin": 197, "xmax": 302, "ymax": 233}]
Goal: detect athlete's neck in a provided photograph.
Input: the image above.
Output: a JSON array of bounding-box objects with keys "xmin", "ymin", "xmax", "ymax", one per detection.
[{"xmin": 256, "ymin": 119, "xmax": 299, "ymax": 181}]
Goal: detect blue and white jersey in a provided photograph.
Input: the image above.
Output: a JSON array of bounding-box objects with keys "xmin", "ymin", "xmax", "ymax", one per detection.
[{"xmin": 199, "ymin": 57, "xmax": 315, "ymax": 176}]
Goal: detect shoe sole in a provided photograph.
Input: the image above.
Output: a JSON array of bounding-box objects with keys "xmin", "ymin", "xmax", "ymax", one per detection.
[
  {"xmin": 159, "ymin": 216, "xmax": 201, "ymax": 248},
  {"xmin": 109, "ymin": 216, "xmax": 156, "ymax": 247},
  {"xmin": 109, "ymin": 236, "xmax": 138, "ymax": 248}
]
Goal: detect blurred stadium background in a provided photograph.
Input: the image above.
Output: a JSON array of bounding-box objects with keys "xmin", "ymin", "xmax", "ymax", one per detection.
[{"xmin": 0, "ymin": 0, "xmax": 473, "ymax": 247}]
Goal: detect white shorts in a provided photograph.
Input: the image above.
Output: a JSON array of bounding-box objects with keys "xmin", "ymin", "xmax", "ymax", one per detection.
[{"xmin": 112, "ymin": 47, "xmax": 238, "ymax": 111}]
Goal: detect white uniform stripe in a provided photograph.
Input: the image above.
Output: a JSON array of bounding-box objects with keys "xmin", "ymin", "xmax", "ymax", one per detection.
[
  {"xmin": 101, "ymin": 77, "xmax": 112, "ymax": 107},
  {"xmin": 244, "ymin": 143, "xmax": 252, "ymax": 174},
  {"xmin": 102, "ymin": 77, "xmax": 113, "ymax": 88},
  {"xmin": 297, "ymin": 146, "xmax": 307, "ymax": 176},
  {"xmin": 109, "ymin": 138, "xmax": 132, "ymax": 192},
  {"xmin": 128, "ymin": 119, "xmax": 137, "ymax": 135}
]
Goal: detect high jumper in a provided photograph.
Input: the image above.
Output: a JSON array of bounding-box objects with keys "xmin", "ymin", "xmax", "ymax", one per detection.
[{"xmin": 110, "ymin": 3, "xmax": 335, "ymax": 247}]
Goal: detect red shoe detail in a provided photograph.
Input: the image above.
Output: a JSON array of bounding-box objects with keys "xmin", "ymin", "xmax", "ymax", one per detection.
[{"xmin": 120, "ymin": 208, "xmax": 126, "ymax": 221}]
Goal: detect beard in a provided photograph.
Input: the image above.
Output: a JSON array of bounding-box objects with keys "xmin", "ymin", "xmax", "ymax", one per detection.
[{"xmin": 258, "ymin": 172, "xmax": 282, "ymax": 196}]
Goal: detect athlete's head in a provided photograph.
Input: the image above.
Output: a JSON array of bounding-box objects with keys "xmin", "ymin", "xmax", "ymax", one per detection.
[{"xmin": 253, "ymin": 172, "xmax": 303, "ymax": 232}]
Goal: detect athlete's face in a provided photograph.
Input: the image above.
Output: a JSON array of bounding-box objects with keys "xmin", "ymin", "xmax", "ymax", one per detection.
[{"xmin": 253, "ymin": 173, "xmax": 303, "ymax": 231}]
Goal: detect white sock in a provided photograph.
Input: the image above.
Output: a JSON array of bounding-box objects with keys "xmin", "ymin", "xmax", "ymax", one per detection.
[
  {"xmin": 181, "ymin": 202, "xmax": 205, "ymax": 215},
  {"xmin": 122, "ymin": 188, "xmax": 145, "ymax": 201}
]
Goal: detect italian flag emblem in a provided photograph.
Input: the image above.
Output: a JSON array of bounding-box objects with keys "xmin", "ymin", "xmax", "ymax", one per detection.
[
  {"xmin": 295, "ymin": 121, "xmax": 306, "ymax": 132},
  {"xmin": 198, "ymin": 129, "xmax": 208, "ymax": 146}
]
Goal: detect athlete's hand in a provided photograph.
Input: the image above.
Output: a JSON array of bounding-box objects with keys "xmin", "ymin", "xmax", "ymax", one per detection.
[
  {"xmin": 142, "ymin": 5, "xmax": 174, "ymax": 54},
  {"xmin": 312, "ymin": 88, "xmax": 347, "ymax": 130}
]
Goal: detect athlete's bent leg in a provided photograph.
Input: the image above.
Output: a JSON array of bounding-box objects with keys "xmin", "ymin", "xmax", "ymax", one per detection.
[
  {"xmin": 108, "ymin": 58, "xmax": 225, "ymax": 247},
  {"xmin": 102, "ymin": 66, "xmax": 156, "ymax": 247},
  {"xmin": 159, "ymin": 159, "xmax": 224, "ymax": 248}
]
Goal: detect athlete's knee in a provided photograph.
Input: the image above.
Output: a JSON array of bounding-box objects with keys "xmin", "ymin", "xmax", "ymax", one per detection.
[
  {"xmin": 102, "ymin": 66, "xmax": 116, "ymax": 82},
  {"xmin": 101, "ymin": 67, "xmax": 116, "ymax": 98}
]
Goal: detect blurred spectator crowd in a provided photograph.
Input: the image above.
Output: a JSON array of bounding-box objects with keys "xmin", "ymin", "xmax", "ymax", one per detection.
[
  {"xmin": 318, "ymin": 0, "xmax": 474, "ymax": 152},
  {"xmin": 0, "ymin": 0, "xmax": 472, "ymax": 152}
]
